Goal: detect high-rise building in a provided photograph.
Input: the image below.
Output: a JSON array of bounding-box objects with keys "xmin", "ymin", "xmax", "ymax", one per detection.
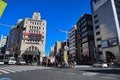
[
  {"xmin": 68, "ymin": 25, "xmax": 78, "ymax": 63},
  {"xmin": 91, "ymin": 0, "xmax": 120, "ymax": 63},
  {"xmin": 0, "ymin": 35, "xmax": 8, "ymax": 57},
  {"xmin": 49, "ymin": 45, "xmax": 55, "ymax": 57},
  {"xmin": 54, "ymin": 41, "xmax": 61, "ymax": 56},
  {"xmin": 77, "ymin": 14, "xmax": 95, "ymax": 64},
  {"xmin": 6, "ymin": 12, "xmax": 46, "ymax": 63}
]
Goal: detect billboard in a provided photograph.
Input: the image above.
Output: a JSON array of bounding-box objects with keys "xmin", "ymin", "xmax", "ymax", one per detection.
[
  {"xmin": 0, "ymin": 0, "xmax": 7, "ymax": 17},
  {"xmin": 101, "ymin": 40, "xmax": 108, "ymax": 48},
  {"xmin": 108, "ymin": 37, "xmax": 118, "ymax": 46},
  {"xmin": 101, "ymin": 37, "xmax": 118, "ymax": 48},
  {"xmin": 28, "ymin": 33, "xmax": 42, "ymax": 41}
]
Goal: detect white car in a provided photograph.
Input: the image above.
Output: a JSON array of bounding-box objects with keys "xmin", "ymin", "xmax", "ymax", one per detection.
[
  {"xmin": 17, "ymin": 59, "xmax": 26, "ymax": 65},
  {"xmin": 0, "ymin": 59, "xmax": 4, "ymax": 64},
  {"xmin": 102, "ymin": 62, "xmax": 108, "ymax": 68},
  {"xmin": 8, "ymin": 59, "xmax": 16, "ymax": 65},
  {"xmin": 93, "ymin": 62, "xmax": 108, "ymax": 68}
]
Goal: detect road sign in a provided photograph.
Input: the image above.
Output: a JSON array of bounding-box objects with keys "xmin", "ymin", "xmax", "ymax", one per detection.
[{"xmin": 0, "ymin": 0, "xmax": 7, "ymax": 17}]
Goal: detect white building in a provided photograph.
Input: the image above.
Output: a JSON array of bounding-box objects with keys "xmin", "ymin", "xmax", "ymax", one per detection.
[{"xmin": 6, "ymin": 12, "xmax": 46, "ymax": 63}]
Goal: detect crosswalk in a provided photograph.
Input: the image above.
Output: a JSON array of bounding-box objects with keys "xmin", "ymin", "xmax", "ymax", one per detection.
[{"xmin": 0, "ymin": 65, "xmax": 52, "ymax": 75}]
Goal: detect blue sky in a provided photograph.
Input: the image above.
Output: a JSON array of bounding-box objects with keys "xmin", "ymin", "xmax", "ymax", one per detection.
[{"xmin": 0, "ymin": 0, "xmax": 91, "ymax": 55}]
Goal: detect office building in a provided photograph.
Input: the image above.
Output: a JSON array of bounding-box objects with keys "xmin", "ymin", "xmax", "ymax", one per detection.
[
  {"xmin": 68, "ymin": 25, "xmax": 78, "ymax": 63},
  {"xmin": 91, "ymin": 0, "xmax": 120, "ymax": 63},
  {"xmin": 77, "ymin": 14, "xmax": 95, "ymax": 64}
]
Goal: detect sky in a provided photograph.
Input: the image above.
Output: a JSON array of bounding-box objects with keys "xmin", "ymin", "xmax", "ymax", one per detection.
[{"xmin": 0, "ymin": 0, "xmax": 91, "ymax": 56}]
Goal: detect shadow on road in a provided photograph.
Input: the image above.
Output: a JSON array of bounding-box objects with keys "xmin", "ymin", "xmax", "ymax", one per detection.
[{"xmin": 80, "ymin": 69, "xmax": 120, "ymax": 75}]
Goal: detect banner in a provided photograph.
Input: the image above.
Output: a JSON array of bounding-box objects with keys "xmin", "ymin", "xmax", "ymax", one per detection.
[{"xmin": 0, "ymin": 0, "xmax": 7, "ymax": 17}]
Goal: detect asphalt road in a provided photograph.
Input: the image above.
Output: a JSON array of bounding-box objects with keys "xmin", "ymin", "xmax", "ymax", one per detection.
[{"xmin": 0, "ymin": 65, "xmax": 120, "ymax": 80}]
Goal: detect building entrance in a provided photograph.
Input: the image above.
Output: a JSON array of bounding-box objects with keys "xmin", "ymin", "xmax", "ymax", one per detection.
[
  {"xmin": 106, "ymin": 51, "xmax": 116, "ymax": 63},
  {"xmin": 22, "ymin": 46, "xmax": 41, "ymax": 64}
]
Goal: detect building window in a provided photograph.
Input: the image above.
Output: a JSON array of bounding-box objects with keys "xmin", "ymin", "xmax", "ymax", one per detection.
[
  {"xmin": 96, "ymin": 31, "xmax": 100, "ymax": 35},
  {"xmin": 95, "ymin": 25, "xmax": 99, "ymax": 29},
  {"xmin": 82, "ymin": 32, "xmax": 87, "ymax": 38},
  {"xmin": 94, "ymin": 14, "xmax": 98, "ymax": 18},
  {"xmin": 39, "ymin": 27, "xmax": 41, "ymax": 29},
  {"xmin": 42, "ymin": 32, "xmax": 44, "ymax": 35},
  {"xmin": 97, "ymin": 44, "xmax": 101, "ymax": 48},
  {"xmin": 81, "ymin": 27, "xmax": 86, "ymax": 33},
  {"xmin": 97, "ymin": 38, "xmax": 101, "ymax": 41},
  {"xmin": 32, "ymin": 22, "xmax": 34, "ymax": 25},
  {"xmin": 94, "ymin": 19, "xmax": 99, "ymax": 24}
]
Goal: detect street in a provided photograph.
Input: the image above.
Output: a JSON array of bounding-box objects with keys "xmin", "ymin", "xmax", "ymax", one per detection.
[{"xmin": 0, "ymin": 65, "xmax": 120, "ymax": 80}]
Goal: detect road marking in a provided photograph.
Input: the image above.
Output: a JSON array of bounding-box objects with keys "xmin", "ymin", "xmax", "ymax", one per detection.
[
  {"xmin": 0, "ymin": 70, "xmax": 9, "ymax": 74},
  {"xmin": 2, "ymin": 68, "xmax": 16, "ymax": 73},
  {"xmin": 82, "ymin": 72, "xmax": 99, "ymax": 76},
  {"xmin": 0, "ymin": 66, "xmax": 54, "ymax": 75},
  {"xmin": 102, "ymin": 76, "xmax": 117, "ymax": 80},
  {"xmin": 9, "ymin": 69, "xmax": 22, "ymax": 72},
  {"xmin": 107, "ymin": 74, "xmax": 120, "ymax": 78}
]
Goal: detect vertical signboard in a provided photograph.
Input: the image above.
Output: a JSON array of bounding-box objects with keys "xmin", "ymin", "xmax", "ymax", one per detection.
[{"xmin": 0, "ymin": 0, "xmax": 7, "ymax": 17}]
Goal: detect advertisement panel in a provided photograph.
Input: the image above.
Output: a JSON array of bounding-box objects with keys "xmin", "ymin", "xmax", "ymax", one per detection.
[
  {"xmin": 28, "ymin": 33, "xmax": 42, "ymax": 41},
  {"xmin": 101, "ymin": 37, "xmax": 118, "ymax": 48},
  {"xmin": 108, "ymin": 37, "xmax": 118, "ymax": 46}
]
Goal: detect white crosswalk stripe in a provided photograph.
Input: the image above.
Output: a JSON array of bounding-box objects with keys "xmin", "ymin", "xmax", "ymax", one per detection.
[
  {"xmin": 0, "ymin": 65, "xmax": 52, "ymax": 75},
  {"xmin": 0, "ymin": 70, "xmax": 9, "ymax": 74},
  {"xmin": 1, "ymin": 68, "xmax": 16, "ymax": 73}
]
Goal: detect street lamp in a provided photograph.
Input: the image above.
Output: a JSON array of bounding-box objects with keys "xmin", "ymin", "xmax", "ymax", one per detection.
[
  {"xmin": 56, "ymin": 29, "xmax": 69, "ymax": 49},
  {"xmin": 0, "ymin": 23, "xmax": 12, "ymax": 28},
  {"xmin": 56, "ymin": 29, "xmax": 69, "ymax": 67}
]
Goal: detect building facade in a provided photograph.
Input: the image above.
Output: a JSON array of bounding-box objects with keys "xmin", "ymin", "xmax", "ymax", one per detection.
[
  {"xmin": 77, "ymin": 14, "xmax": 95, "ymax": 65},
  {"xmin": 0, "ymin": 35, "xmax": 8, "ymax": 58},
  {"xmin": 49, "ymin": 45, "xmax": 55, "ymax": 57},
  {"xmin": 6, "ymin": 12, "xmax": 46, "ymax": 63},
  {"xmin": 91, "ymin": 0, "xmax": 120, "ymax": 63},
  {"xmin": 5, "ymin": 26, "xmax": 21, "ymax": 60},
  {"xmin": 68, "ymin": 25, "xmax": 78, "ymax": 63}
]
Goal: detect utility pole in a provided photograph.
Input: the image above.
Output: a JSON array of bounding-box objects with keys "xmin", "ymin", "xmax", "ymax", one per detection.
[{"xmin": 56, "ymin": 29, "xmax": 69, "ymax": 67}]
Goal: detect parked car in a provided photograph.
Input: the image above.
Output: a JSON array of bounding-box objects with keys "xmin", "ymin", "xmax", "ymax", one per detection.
[
  {"xmin": 0, "ymin": 59, "xmax": 4, "ymax": 64},
  {"xmin": 93, "ymin": 62, "xmax": 108, "ymax": 68},
  {"xmin": 17, "ymin": 59, "xmax": 26, "ymax": 65},
  {"xmin": 8, "ymin": 59, "xmax": 16, "ymax": 65},
  {"xmin": 8, "ymin": 57, "xmax": 16, "ymax": 65}
]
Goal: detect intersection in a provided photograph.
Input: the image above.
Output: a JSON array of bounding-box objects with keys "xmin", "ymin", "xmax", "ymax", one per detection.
[{"xmin": 0, "ymin": 65, "xmax": 120, "ymax": 80}]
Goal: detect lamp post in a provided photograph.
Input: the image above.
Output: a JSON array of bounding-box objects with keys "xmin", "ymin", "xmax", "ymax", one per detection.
[{"xmin": 56, "ymin": 29, "xmax": 69, "ymax": 67}]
